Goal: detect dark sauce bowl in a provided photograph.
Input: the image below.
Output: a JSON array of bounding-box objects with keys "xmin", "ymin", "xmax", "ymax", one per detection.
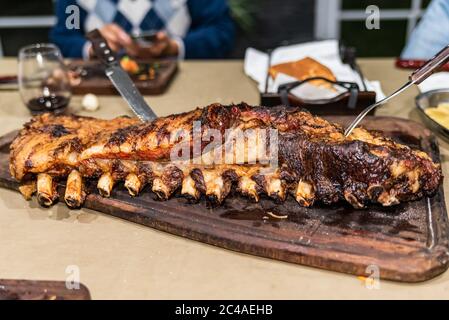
[{"xmin": 415, "ymin": 89, "xmax": 449, "ymax": 141}]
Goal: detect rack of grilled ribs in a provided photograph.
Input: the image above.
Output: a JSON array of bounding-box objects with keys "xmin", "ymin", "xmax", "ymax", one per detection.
[{"xmin": 9, "ymin": 103, "xmax": 442, "ymax": 209}]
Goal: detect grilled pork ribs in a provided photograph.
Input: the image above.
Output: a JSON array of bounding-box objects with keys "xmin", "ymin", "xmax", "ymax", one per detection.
[{"xmin": 10, "ymin": 103, "xmax": 442, "ymax": 208}]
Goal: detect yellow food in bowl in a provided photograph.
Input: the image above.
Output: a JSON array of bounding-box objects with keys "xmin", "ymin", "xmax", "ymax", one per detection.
[{"xmin": 425, "ymin": 102, "xmax": 449, "ymax": 129}]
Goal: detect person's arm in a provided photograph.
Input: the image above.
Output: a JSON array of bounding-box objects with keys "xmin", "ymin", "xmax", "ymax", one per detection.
[
  {"xmin": 401, "ymin": 0, "xmax": 449, "ymax": 59},
  {"xmin": 183, "ymin": 0, "xmax": 235, "ymax": 59},
  {"xmin": 49, "ymin": 0, "xmax": 88, "ymax": 58}
]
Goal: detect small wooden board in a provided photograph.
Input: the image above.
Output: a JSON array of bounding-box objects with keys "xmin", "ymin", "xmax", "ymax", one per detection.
[
  {"xmin": 68, "ymin": 59, "xmax": 178, "ymax": 95},
  {"xmin": 0, "ymin": 279, "xmax": 91, "ymax": 300},
  {"xmin": 0, "ymin": 116, "xmax": 448, "ymax": 282}
]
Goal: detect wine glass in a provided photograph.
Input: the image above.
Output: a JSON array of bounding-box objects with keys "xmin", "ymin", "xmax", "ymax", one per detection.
[{"xmin": 18, "ymin": 43, "xmax": 71, "ymax": 114}]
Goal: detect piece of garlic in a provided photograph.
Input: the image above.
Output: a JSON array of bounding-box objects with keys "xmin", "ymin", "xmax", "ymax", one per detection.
[{"xmin": 82, "ymin": 93, "xmax": 99, "ymax": 111}]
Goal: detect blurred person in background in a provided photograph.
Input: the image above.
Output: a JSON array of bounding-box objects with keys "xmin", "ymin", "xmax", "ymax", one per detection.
[
  {"xmin": 50, "ymin": 0, "xmax": 235, "ymax": 59},
  {"xmin": 401, "ymin": 0, "xmax": 449, "ymax": 59}
]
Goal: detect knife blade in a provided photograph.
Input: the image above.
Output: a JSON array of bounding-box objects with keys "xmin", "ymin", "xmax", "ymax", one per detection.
[
  {"xmin": 105, "ymin": 65, "xmax": 157, "ymax": 122},
  {"xmin": 86, "ymin": 29, "xmax": 157, "ymax": 122}
]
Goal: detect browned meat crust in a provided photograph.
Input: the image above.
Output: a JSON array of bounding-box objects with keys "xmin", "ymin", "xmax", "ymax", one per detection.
[{"xmin": 9, "ymin": 103, "xmax": 442, "ymax": 208}]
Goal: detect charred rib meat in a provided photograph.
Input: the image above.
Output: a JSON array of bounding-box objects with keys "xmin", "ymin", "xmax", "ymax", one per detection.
[{"xmin": 9, "ymin": 103, "xmax": 442, "ymax": 208}]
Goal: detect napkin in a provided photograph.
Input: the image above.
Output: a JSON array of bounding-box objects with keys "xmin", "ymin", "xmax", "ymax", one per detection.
[
  {"xmin": 244, "ymin": 40, "xmax": 385, "ymax": 101},
  {"xmin": 417, "ymin": 72, "xmax": 449, "ymax": 92}
]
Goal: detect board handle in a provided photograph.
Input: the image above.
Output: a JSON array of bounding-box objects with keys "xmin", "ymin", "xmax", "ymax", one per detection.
[{"xmin": 410, "ymin": 45, "xmax": 449, "ymax": 84}]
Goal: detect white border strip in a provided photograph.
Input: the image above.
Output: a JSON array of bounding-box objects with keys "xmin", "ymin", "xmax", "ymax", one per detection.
[
  {"xmin": 0, "ymin": 16, "xmax": 56, "ymax": 28},
  {"xmin": 340, "ymin": 9, "xmax": 423, "ymax": 20}
]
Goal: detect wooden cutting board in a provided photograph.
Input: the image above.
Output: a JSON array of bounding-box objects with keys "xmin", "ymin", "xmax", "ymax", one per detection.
[
  {"xmin": 0, "ymin": 116, "xmax": 448, "ymax": 282},
  {"xmin": 0, "ymin": 279, "xmax": 91, "ymax": 300},
  {"xmin": 68, "ymin": 59, "xmax": 178, "ymax": 95}
]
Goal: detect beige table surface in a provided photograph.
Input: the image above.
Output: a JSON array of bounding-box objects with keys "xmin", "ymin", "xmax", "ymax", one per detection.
[{"xmin": 0, "ymin": 58, "xmax": 448, "ymax": 299}]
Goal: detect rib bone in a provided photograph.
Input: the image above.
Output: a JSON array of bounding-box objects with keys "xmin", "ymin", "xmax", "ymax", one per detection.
[
  {"xmin": 152, "ymin": 166, "xmax": 183, "ymax": 200},
  {"xmin": 266, "ymin": 177, "xmax": 286, "ymax": 202},
  {"xmin": 181, "ymin": 175, "xmax": 201, "ymax": 201},
  {"xmin": 19, "ymin": 180, "xmax": 37, "ymax": 201},
  {"xmin": 294, "ymin": 181, "xmax": 314, "ymax": 207},
  {"xmin": 152, "ymin": 178, "xmax": 170, "ymax": 200},
  {"xmin": 64, "ymin": 170, "xmax": 85, "ymax": 208},
  {"xmin": 37, "ymin": 173, "xmax": 58, "ymax": 207},
  {"xmin": 97, "ymin": 172, "xmax": 114, "ymax": 197},
  {"xmin": 202, "ymin": 170, "xmax": 233, "ymax": 205},
  {"xmin": 124, "ymin": 173, "xmax": 143, "ymax": 197},
  {"xmin": 237, "ymin": 176, "xmax": 259, "ymax": 201}
]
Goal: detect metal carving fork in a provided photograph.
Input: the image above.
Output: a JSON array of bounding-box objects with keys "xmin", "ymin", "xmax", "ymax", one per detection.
[{"xmin": 344, "ymin": 45, "xmax": 449, "ymax": 137}]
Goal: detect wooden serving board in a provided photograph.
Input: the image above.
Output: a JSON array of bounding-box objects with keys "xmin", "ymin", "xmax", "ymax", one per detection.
[
  {"xmin": 0, "ymin": 116, "xmax": 448, "ymax": 282},
  {"xmin": 0, "ymin": 279, "xmax": 91, "ymax": 300},
  {"xmin": 68, "ymin": 59, "xmax": 178, "ymax": 95}
]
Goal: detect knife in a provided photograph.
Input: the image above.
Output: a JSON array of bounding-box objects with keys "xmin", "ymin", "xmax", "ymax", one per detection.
[{"xmin": 86, "ymin": 29, "xmax": 157, "ymax": 122}]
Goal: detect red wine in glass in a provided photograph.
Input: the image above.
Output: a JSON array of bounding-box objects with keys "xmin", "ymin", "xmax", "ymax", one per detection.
[
  {"xmin": 18, "ymin": 44, "xmax": 71, "ymax": 115},
  {"xmin": 26, "ymin": 95, "xmax": 70, "ymax": 114}
]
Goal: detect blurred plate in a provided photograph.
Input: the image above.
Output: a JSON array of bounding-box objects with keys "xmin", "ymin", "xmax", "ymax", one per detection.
[
  {"xmin": 416, "ymin": 89, "xmax": 449, "ymax": 140},
  {"xmin": 68, "ymin": 59, "xmax": 177, "ymax": 95}
]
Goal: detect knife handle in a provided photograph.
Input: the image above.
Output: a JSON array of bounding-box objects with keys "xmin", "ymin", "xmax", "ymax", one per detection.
[
  {"xmin": 86, "ymin": 29, "xmax": 118, "ymax": 66},
  {"xmin": 410, "ymin": 45, "xmax": 449, "ymax": 84}
]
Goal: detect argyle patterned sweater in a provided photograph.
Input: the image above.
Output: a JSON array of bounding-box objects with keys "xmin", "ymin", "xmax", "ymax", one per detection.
[{"xmin": 50, "ymin": 0, "xmax": 235, "ymax": 59}]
